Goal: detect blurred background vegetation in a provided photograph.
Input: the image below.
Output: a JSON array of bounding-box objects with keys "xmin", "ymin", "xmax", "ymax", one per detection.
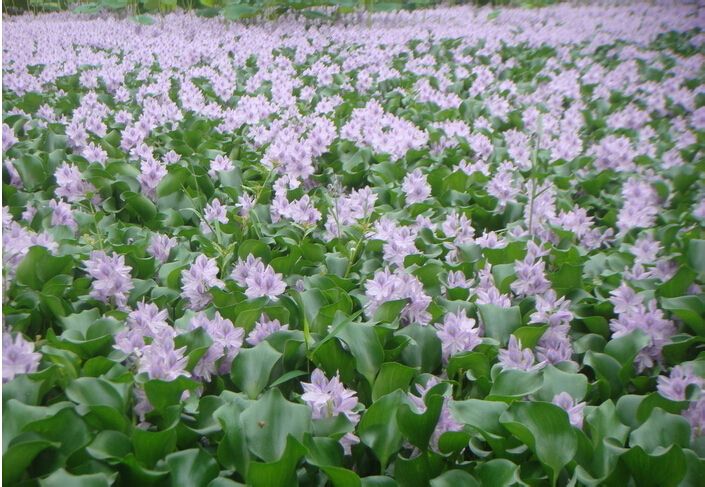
[{"xmin": 2, "ymin": 0, "xmax": 562, "ymax": 22}]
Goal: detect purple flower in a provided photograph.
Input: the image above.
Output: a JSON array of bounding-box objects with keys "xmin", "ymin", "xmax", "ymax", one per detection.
[
  {"xmin": 231, "ymin": 255, "xmax": 265, "ymax": 287},
  {"xmin": 552, "ymin": 392, "xmax": 585, "ymax": 429},
  {"xmin": 435, "ymin": 310, "xmax": 482, "ymax": 363},
  {"xmin": 530, "ymin": 290, "xmax": 573, "ymax": 327},
  {"xmin": 498, "ymin": 335, "xmax": 545, "ymax": 372},
  {"xmin": 364, "ymin": 268, "xmax": 431, "ymax": 325},
  {"xmin": 301, "ymin": 368, "xmax": 361, "ymax": 454},
  {"xmin": 657, "ymin": 365, "xmax": 705, "ymax": 402},
  {"xmin": 138, "ymin": 158, "xmax": 166, "ymax": 200},
  {"xmin": 138, "ymin": 338, "xmax": 189, "ymax": 381},
  {"xmin": 244, "ymin": 266, "xmax": 287, "ymax": 300},
  {"xmin": 408, "ymin": 377, "xmax": 463, "ymax": 452},
  {"xmin": 82, "ymin": 142, "xmax": 108, "ymax": 166},
  {"xmin": 536, "ymin": 325, "xmax": 575, "ymax": 366},
  {"xmin": 402, "ymin": 169, "xmax": 431, "ymax": 204},
  {"xmin": 201, "ymin": 198, "xmax": 229, "ymax": 233},
  {"xmin": 49, "ymin": 199, "xmax": 77, "ymax": 231},
  {"xmin": 246, "ymin": 315, "xmax": 289, "ymax": 346},
  {"xmin": 190, "ymin": 312, "xmax": 244, "ymax": 380},
  {"xmin": 148, "ymin": 233, "xmax": 177, "ymax": 264},
  {"xmin": 84, "ymin": 251, "xmax": 134, "ymax": 309},
  {"xmin": 609, "ymin": 299, "xmax": 675, "ymax": 372},
  {"xmin": 3, "ymin": 123, "xmax": 18, "ymax": 152},
  {"xmin": 114, "ymin": 301, "xmax": 175, "ymax": 355},
  {"xmin": 181, "ymin": 254, "xmax": 225, "ymax": 310},
  {"xmin": 511, "ymin": 257, "xmax": 552, "ymax": 297},
  {"xmin": 609, "ymin": 283, "xmax": 643, "ymax": 315},
  {"xmin": 2, "ymin": 332, "xmax": 41, "ymax": 382},
  {"xmin": 208, "ymin": 155, "xmax": 234, "ymax": 178},
  {"xmin": 684, "ymin": 397, "xmax": 705, "ymax": 441}
]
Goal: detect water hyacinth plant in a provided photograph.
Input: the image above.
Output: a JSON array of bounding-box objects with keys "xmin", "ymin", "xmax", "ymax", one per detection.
[{"xmin": 3, "ymin": 2, "xmax": 705, "ymax": 486}]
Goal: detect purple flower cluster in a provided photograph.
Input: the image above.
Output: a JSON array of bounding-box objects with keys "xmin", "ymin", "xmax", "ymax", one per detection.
[
  {"xmin": 189, "ymin": 312, "xmax": 245, "ymax": 381},
  {"xmin": 609, "ymin": 283, "xmax": 675, "ymax": 371},
  {"xmin": 301, "ymin": 369, "xmax": 361, "ymax": 454},
  {"xmin": 364, "ymin": 268, "xmax": 431, "ymax": 325},
  {"xmin": 84, "ymin": 251, "xmax": 134, "ymax": 309},
  {"xmin": 231, "ymin": 255, "xmax": 287, "ymax": 300},
  {"xmin": 181, "ymin": 254, "xmax": 225, "ymax": 310},
  {"xmin": 2, "ymin": 332, "xmax": 41, "ymax": 382}
]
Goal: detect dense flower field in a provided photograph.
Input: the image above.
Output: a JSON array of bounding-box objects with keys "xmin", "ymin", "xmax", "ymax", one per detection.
[{"xmin": 3, "ymin": 3, "xmax": 705, "ymax": 486}]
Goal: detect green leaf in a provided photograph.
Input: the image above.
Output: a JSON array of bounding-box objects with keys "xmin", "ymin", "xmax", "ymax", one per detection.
[
  {"xmin": 536, "ymin": 365, "xmax": 588, "ymax": 402},
  {"xmin": 397, "ymin": 324, "xmax": 442, "ymax": 373},
  {"xmin": 621, "ymin": 445, "xmax": 686, "ymax": 487},
  {"xmin": 133, "ymin": 426, "xmax": 177, "ymax": 467},
  {"xmin": 337, "ymin": 321, "xmax": 384, "ymax": 385},
  {"xmin": 430, "ymin": 470, "xmax": 479, "ymax": 487},
  {"xmin": 86, "ymin": 430, "xmax": 132, "ymax": 461},
  {"xmin": 65, "ymin": 377, "xmax": 129, "ymax": 410},
  {"xmin": 16, "ymin": 246, "xmax": 73, "ymax": 291},
  {"xmin": 3, "ymin": 434, "xmax": 59, "ymax": 485},
  {"xmin": 629, "ymin": 408, "xmax": 691, "ymax": 452},
  {"xmin": 358, "ymin": 390, "xmax": 406, "ymax": 469},
  {"xmin": 241, "ymin": 388, "xmax": 312, "ymax": 462},
  {"xmin": 223, "ymin": 3, "xmax": 260, "ymax": 19},
  {"xmin": 450, "ymin": 399, "xmax": 508, "ymax": 438},
  {"xmin": 132, "ymin": 14, "xmax": 156, "ymax": 25},
  {"xmin": 247, "ymin": 436, "xmax": 307, "ymax": 487},
  {"xmin": 38, "ymin": 468, "xmax": 113, "ymax": 487},
  {"xmin": 397, "ymin": 393, "xmax": 443, "ymax": 451},
  {"xmin": 489, "ymin": 368, "xmax": 544, "ymax": 399},
  {"xmin": 165, "ymin": 448, "xmax": 219, "ymax": 487},
  {"xmin": 123, "ymin": 191, "xmax": 158, "ymax": 222},
  {"xmin": 231, "ymin": 341, "xmax": 281, "ymax": 399},
  {"xmin": 143, "ymin": 376, "xmax": 200, "ymax": 411},
  {"xmin": 660, "ymin": 296, "xmax": 705, "ymax": 336},
  {"xmin": 499, "ymin": 401, "xmax": 577, "ymax": 485},
  {"xmin": 477, "ymin": 304, "xmax": 522, "ymax": 346},
  {"xmin": 372, "ymin": 362, "xmax": 416, "ymax": 401},
  {"xmin": 372, "ymin": 299, "xmax": 408, "ymax": 323},
  {"xmin": 474, "ymin": 459, "xmax": 521, "ymax": 487},
  {"xmin": 686, "ymin": 239, "xmax": 705, "ymax": 272}
]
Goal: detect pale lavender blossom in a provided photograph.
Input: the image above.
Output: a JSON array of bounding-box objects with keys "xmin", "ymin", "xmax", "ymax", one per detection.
[
  {"xmin": 148, "ymin": 233, "xmax": 177, "ymax": 264},
  {"xmin": 530, "ymin": 290, "xmax": 573, "ymax": 327},
  {"xmin": 138, "ymin": 339, "xmax": 189, "ymax": 381},
  {"xmin": 3, "ymin": 124, "xmax": 18, "ymax": 153},
  {"xmin": 511, "ymin": 257, "xmax": 552, "ymax": 297},
  {"xmin": 2, "ymin": 332, "xmax": 41, "ymax": 382},
  {"xmin": 408, "ymin": 377, "xmax": 463, "ymax": 451},
  {"xmin": 244, "ymin": 266, "xmax": 287, "ymax": 300},
  {"xmin": 190, "ymin": 312, "xmax": 245, "ymax": 380},
  {"xmin": 49, "ymin": 199, "xmax": 77, "ymax": 231},
  {"xmin": 181, "ymin": 254, "xmax": 225, "ymax": 310},
  {"xmin": 609, "ymin": 299, "xmax": 675, "ymax": 371},
  {"xmin": 82, "ymin": 142, "xmax": 108, "ymax": 166},
  {"xmin": 208, "ymin": 155, "xmax": 234, "ymax": 178},
  {"xmin": 684, "ymin": 397, "xmax": 705, "ymax": 441},
  {"xmin": 364, "ymin": 268, "xmax": 431, "ymax": 325},
  {"xmin": 114, "ymin": 301, "xmax": 175, "ymax": 355},
  {"xmin": 201, "ymin": 198, "xmax": 229, "ymax": 233},
  {"xmin": 657, "ymin": 365, "xmax": 705, "ymax": 402},
  {"xmin": 402, "ymin": 169, "xmax": 431, "ymax": 204},
  {"xmin": 552, "ymin": 392, "xmax": 585, "ymax": 429},
  {"xmin": 231, "ymin": 255, "xmax": 266, "ymax": 287},
  {"xmin": 498, "ymin": 336, "xmax": 545, "ymax": 372},
  {"xmin": 435, "ymin": 310, "xmax": 482, "ymax": 363},
  {"xmin": 246, "ymin": 315, "xmax": 289, "ymax": 346},
  {"xmin": 55, "ymin": 162, "xmax": 93, "ymax": 202},
  {"xmin": 301, "ymin": 369, "xmax": 361, "ymax": 454},
  {"xmin": 84, "ymin": 251, "xmax": 134, "ymax": 309}
]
